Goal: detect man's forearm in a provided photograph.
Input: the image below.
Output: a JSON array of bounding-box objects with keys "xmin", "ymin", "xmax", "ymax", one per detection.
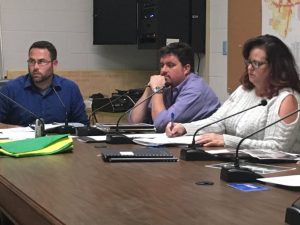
[{"xmin": 128, "ymin": 87, "xmax": 152, "ymax": 123}]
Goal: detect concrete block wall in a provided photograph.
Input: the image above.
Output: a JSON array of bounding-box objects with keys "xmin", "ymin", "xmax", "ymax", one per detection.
[
  {"xmin": 0, "ymin": 0, "xmax": 229, "ymax": 102},
  {"xmin": 0, "ymin": 0, "xmax": 158, "ymax": 74},
  {"xmin": 208, "ymin": 0, "xmax": 229, "ymax": 102}
]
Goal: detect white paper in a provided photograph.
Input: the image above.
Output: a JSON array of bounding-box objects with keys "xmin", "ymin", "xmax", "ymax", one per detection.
[
  {"xmin": 257, "ymin": 175, "xmax": 300, "ymax": 187},
  {"xmin": 206, "ymin": 162, "xmax": 296, "ymax": 174},
  {"xmin": 241, "ymin": 149, "xmax": 300, "ymax": 160},
  {"xmin": 126, "ymin": 133, "xmax": 166, "ymax": 139},
  {"xmin": 76, "ymin": 133, "xmax": 164, "ymax": 143},
  {"xmin": 120, "ymin": 152, "xmax": 134, "ymax": 156},
  {"xmin": 0, "ymin": 127, "xmax": 35, "ymax": 140},
  {"xmin": 29, "ymin": 123, "xmax": 85, "ymax": 131},
  {"xmin": 133, "ymin": 134, "xmax": 193, "ymax": 146},
  {"xmin": 205, "ymin": 149, "xmax": 233, "ymax": 154},
  {"xmin": 86, "ymin": 136, "xmax": 106, "ymax": 141},
  {"xmin": 76, "ymin": 135, "xmax": 107, "ymax": 143},
  {"xmin": 44, "ymin": 122, "xmax": 85, "ymax": 130}
]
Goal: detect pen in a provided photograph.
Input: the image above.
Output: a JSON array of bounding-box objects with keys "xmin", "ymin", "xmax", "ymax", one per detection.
[{"xmin": 170, "ymin": 112, "xmax": 175, "ymax": 130}]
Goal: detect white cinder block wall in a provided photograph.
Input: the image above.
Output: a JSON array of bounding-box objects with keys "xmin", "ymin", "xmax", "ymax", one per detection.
[
  {"xmin": 0, "ymin": 0, "xmax": 158, "ymax": 73},
  {"xmin": 0, "ymin": 0, "xmax": 229, "ymax": 101},
  {"xmin": 208, "ymin": 0, "xmax": 229, "ymax": 102}
]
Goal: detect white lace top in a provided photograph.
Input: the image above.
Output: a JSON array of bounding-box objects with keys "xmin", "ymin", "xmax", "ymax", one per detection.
[{"xmin": 183, "ymin": 86, "xmax": 300, "ymax": 153}]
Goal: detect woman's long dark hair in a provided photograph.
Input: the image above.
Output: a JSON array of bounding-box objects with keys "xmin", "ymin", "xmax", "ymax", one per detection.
[{"xmin": 240, "ymin": 34, "xmax": 300, "ymax": 98}]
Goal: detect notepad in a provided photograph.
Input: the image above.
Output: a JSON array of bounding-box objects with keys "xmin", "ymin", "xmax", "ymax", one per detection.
[{"xmin": 101, "ymin": 148, "xmax": 178, "ymax": 162}]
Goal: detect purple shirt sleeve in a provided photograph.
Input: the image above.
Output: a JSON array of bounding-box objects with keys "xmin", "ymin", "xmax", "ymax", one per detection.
[{"xmin": 152, "ymin": 73, "xmax": 220, "ymax": 132}]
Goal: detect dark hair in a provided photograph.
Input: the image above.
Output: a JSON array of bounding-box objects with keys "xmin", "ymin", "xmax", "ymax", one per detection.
[
  {"xmin": 29, "ymin": 41, "xmax": 57, "ymax": 61},
  {"xmin": 240, "ymin": 34, "xmax": 300, "ymax": 98},
  {"xmin": 159, "ymin": 42, "xmax": 194, "ymax": 72}
]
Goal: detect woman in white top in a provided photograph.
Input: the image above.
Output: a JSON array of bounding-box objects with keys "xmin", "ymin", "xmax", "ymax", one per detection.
[{"xmin": 166, "ymin": 34, "xmax": 300, "ymax": 153}]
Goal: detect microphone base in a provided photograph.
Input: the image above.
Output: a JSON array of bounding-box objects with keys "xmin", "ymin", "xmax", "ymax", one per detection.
[
  {"xmin": 106, "ymin": 134, "xmax": 133, "ymax": 144},
  {"xmin": 180, "ymin": 146, "xmax": 216, "ymax": 161},
  {"xmin": 56, "ymin": 125, "xmax": 76, "ymax": 135},
  {"xmin": 285, "ymin": 205, "xmax": 300, "ymax": 225},
  {"xmin": 76, "ymin": 126, "xmax": 106, "ymax": 136},
  {"xmin": 220, "ymin": 165, "xmax": 263, "ymax": 182}
]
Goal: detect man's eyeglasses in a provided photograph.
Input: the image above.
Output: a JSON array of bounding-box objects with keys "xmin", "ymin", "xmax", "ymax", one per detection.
[
  {"xmin": 244, "ymin": 59, "xmax": 268, "ymax": 69},
  {"xmin": 27, "ymin": 59, "xmax": 52, "ymax": 66}
]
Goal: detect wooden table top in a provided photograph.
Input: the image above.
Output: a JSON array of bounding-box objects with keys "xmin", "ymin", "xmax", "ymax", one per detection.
[{"xmin": 0, "ymin": 139, "xmax": 299, "ymax": 225}]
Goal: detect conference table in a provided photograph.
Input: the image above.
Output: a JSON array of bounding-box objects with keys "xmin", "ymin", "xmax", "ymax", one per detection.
[{"xmin": 0, "ymin": 139, "xmax": 299, "ymax": 225}]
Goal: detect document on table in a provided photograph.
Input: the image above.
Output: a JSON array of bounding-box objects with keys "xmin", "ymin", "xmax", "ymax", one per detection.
[
  {"xmin": 0, "ymin": 127, "xmax": 35, "ymax": 140},
  {"xmin": 0, "ymin": 123, "xmax": 85, "ymax": 141},
  {"xmin": 257, "ymin": 175, "xmax": 300, "ymax": 187},
  {"xmin": 76, "ymin": 133, "xmax": 164, "ymax": 143},
  {"xmin": 132, "ymin": 133, "xmax": 194, "ymax": 146},
  {"xmin": 126, "ymin": 133, "xmax": 165, "ymax": 139},
  {"xmin": 96, "ymin": 123, "xmax": 155, "ymax": 133},
  {"xmin": 241, "ymin": 149, "xmax": 300, "ymax": 161},
  {"xmin": 31, "ymin": 123, "xmax": 85, "ymax": 131},
  {"xmin": 206, "ymin": 162, "xmax": 296, "ymax": 174},
  {"xmin": 77, "ymin": 135, "xmax": 107, "ymax": 143}
]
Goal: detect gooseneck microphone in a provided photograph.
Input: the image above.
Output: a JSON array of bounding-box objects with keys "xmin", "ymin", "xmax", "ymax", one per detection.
[
  {"xmin": 106, "ymin": 86, "xmax": 165, "ymax": 144},
  {"xmin": 52, "ymin": 86, "xmax": 76, "ymax": 134},
  {"xmin": 76, "ymin": 93, "xmax": 134, "ymax": 136},
  {"xmin": 180, "ymin": 99, "xmax": 268, "ymax": 160},
  {"xmin": 220, "ymin": 107, "xmax": 300, "ymax": 182},
  {"xmin": 0, "ymin": 91, "xmax": 45, "ymax": 137}
]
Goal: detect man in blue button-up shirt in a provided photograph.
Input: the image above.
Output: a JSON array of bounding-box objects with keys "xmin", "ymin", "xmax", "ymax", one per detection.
[{"xmin": 0, "ymin": 41, "xmax": 88, "ymax": 126}]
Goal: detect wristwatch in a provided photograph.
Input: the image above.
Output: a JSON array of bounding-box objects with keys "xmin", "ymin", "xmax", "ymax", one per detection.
[{"xmin": 152, "ymin": 86, "xmax": 163, "ymax": 93}]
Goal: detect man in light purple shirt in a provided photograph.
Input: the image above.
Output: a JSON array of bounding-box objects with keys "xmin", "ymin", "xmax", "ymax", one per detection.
[{"xmin": 129, "ymin": 42, "xmax": 220, "ymax": 132}]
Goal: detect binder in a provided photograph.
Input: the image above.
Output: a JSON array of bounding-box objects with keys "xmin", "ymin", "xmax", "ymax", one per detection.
[{"xmin": 101, "ymin": 148, "xmax": 178, "ymax": 162}]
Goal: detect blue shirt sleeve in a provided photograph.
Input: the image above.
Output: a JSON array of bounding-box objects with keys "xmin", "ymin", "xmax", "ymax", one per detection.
[
  {"xmin": 0, "ymin": 74, "xmax": 88, "ymax": 126},
  {"xmin": 67, "ymin": 82, "xmax": 89, "ymax": 125}
]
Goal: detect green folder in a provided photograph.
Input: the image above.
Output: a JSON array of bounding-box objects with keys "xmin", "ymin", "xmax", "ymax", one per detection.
[{"xmin": 0, "ymin": 134, "xmax": 73, "ymax": 157}]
